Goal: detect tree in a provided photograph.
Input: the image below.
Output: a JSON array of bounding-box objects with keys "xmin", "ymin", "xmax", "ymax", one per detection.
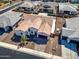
[
  {"xmin": 21, "ymin": 35, "xmax": 28, "ymax": 46},
  {"xmin": 17, "ymin": 35, "xmax": 29, "ymax": 49}
]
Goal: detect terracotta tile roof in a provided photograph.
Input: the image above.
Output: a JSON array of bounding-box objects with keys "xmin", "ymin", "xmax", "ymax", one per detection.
[
  {"xmin": 32, "ymin": 18, "xmax": 42, "ymax": 29},
  {"xmin": 15, "ymin": 14, "xmax": 55, "ymax": 35},
  {"xmin": 38, "ymin": 21, "xmax": 51, "ymax": 35},
  {"xmin": 15, "ymin": 20, "xmax": 32, "ymax": 32}
]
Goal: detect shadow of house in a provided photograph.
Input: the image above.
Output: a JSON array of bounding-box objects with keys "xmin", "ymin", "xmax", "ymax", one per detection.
[
  {"xmin": 33, "ymin": 32, "xmax": 48, "ymax": 44},
  {"xmin": 60, "ymin": 36, "xmax": 77, "ymax": 53},
  {"xmin": 60, "ymin": 31, "xmax": 77, "ymax": 55},
  {"xmin": 0, "ymin": 28, "xmax": 5, "ymax": 35},
  {"xmin": 5, "ymin": 26, "xmax": 13, "ymax": 33},
  {"xmin": 11, "ymin": 34, "xmax": 21, "ymax": 42}
]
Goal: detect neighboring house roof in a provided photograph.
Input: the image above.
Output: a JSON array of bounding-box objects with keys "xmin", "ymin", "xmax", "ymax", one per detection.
[
  {"xmin": 1, "ymin": 10, "xmax": 23, "ymax": 27},
  {"xmin": 32, "ymin": 1, "xmax": 43, "ymax": 6},
  {"xmin": 19, "ymin": 1, "xmax": 34, "ymax": 8},
  {"xmin": 62, "ymin": 17, "xmax": 79, "ymax": 41},
  {"xmin": 68, "ymin": 30, "xmax": 79, "ymax": 38},
  {"xmin": 59, "ymin": 3, "xmax": 77, "ymax": 12},
  {"xmin": 66, "ymin": 17, "xmax": 79, "ymax": 30},
  {"xmin": 42, "ymin": 2, "xmax": 58, "ymax": 9},
  {"xmin": 70, "ymin": 4, "xmax": 78, "ymax": 9},
  {"xmin": 0, "ymin": 16, "xmax": 10, "ymax": 28},
  {"xmin": 62, "ymin": 27, "xmax": 75, "ymax": 37}
]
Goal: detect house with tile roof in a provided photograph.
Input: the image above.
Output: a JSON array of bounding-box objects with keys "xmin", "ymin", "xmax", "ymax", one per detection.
[{"xmin": 15, "ymin": 14, "xmax": 56, "ymax": 40}]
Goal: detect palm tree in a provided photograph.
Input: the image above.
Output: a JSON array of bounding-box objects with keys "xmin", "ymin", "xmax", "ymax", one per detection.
[
  {"xmin": 17, "ymin": 35, "xmax": 29, "ymax": 49},
  {"xmin": 20, "ymin": 35, "xmax": 28, "ymax": 46}
]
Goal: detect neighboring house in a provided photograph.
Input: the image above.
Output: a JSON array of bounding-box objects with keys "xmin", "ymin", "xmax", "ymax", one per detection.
[
  {"xmin": 18, "ymin": 1, "xmax": 43, "ymax": 13},
  {"xmin": 0, "ymin": 10, "xmax": 23, "ymax": 32},
  {"xmin": 18, "ymin": 1, "xmax": 39, "ymax": 13},
  {"xmin": 62, "ymin": 17, "xmax": 79, "ymax": 42},
  {"xmin": 31, "ymin": 0, "xmax": 79, "ymax": 3},
  {"xmin": 17, "ymin": 1, "xmax": 58, "ymax": 15},
  {"xmin": 15, "ymin": 14, "xmax": 56, "ymax": 40},
  {"xmin": 61, "ymin": 17, "xmax": 79, "ymax": 59},
  {"xmin": 0, "ymin": 15, "xmax": 10, "ymax": 32},
  {"xmin": 59, "ymin": 3, "xmax": 78, "ymax": 16},
  {"xmin": 40, "ymin": 2, "xmax": 58, "ymax": 14},
  {"xmin": 69, "ymin": 0, "xmax": 79, "ymax": 3}
]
